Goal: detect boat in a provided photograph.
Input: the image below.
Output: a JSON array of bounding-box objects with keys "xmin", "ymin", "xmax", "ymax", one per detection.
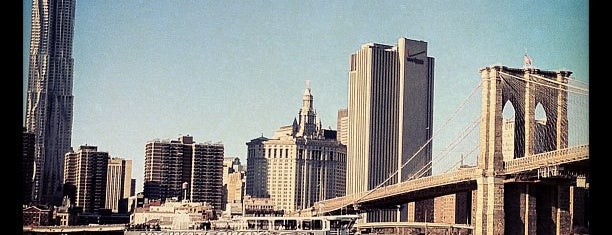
[
  {"xmin": 231, "ymin": 214, "xmax": 361, "ymax": 234},
  {"xmin": 124, "ymin": 214, "xmax": 361, "ymax": 235}
]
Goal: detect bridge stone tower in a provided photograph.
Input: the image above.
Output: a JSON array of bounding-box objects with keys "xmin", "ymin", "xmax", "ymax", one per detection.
[{"xmin": 477, "ymin": 65, "xmax": 572, "ymax": 235}]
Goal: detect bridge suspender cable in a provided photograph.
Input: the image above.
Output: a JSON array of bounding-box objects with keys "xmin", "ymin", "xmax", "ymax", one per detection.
[
  {"xmin": 411, "ymin": 116, "xmax": 480, "ymax": 179},
  {"xmin": 567, "ymin": 76, "xmax": 589, "ymax": 87},
  {"xmin": 529, "ymin": 73, "xmax": 589, "ymax": 94},
  {"xmin": 498, "ymin": 71, "xmax": 589, "ymax": 96},
  {"xmin": 349, "ymin": 80, "xmax": 483, "ymax": 205}
]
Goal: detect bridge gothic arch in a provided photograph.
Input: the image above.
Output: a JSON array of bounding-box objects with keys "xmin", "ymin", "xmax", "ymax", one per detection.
[{"xmin": 476, "ymin": 66, "xmax": 572, "ymax": 235}]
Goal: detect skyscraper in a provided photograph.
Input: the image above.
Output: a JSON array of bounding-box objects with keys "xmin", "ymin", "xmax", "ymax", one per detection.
[
  {"xmin": 346, "ymin": 38, "xmax": 434, "ymax": 222},
  {"xmin": 222, "ymin": 157, "xmax": 243, "ymax": 210},
  {"xmin": 25, "ymin": 0, "xmax": 77, "ymax": 205},
  {"xmin": 64, "ymin": 145, "xmax": 109, "ymax": 213},
  {"xmin": 143, "ymin": 135, "xmax": 224, "ymax": 211},
  {"xmin": 246, "ymin": 83, "xmax": 346, "ymax": 213},
  {"xmin": 337, "ymin": 109, "xmax": 348, "ymax": 145},
  {"xmin": 105, "ymin": 157, "xmax": 133, "ymax": 213},
  {"xmin": 23, "ymin": 127, "xmax": 36, "ymax": 205}
]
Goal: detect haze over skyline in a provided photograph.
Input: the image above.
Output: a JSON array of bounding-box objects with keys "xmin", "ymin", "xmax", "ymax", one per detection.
[{"xmin": 23, "ymin": 1, "xmax": 589, "ymax": 193}]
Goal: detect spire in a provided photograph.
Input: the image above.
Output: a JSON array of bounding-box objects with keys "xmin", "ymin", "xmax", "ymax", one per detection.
[
  {"xmin": 292, "ymin": 117, "xmax": 299, "ymax": 134},
  {"xmin": 297, "ymin": 80, "xmax": 317, "ymax": 137},
  {"xmin": 316, "ymin": 116, "xmax": 323, "ymax": 135},
  {"xmin": 302, "ymin": 80, "xmax": 313, "ymax": 105}
]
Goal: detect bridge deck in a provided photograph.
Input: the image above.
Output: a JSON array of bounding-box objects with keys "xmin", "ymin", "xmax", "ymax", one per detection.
[{"xmin": 305, "ymin": 145, "xmax": 588, "ymax": 215}]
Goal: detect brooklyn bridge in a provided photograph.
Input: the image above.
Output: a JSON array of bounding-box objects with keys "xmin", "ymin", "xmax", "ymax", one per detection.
[{"xmin": 292, "ymin": 65, "xmax": 589, "ymax": 235}]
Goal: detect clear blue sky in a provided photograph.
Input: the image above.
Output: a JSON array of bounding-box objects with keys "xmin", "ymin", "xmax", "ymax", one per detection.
[{"xmin": 23, "ymin": 1, "xmax": 589, "ymax": 193}]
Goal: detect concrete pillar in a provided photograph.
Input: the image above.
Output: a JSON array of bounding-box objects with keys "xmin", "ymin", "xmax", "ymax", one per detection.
[
  {"xmin": 407, "ymin": 202, "xmax": 415, "ymax": 222},
  {"xmin": 476, "ymin": 176, "xmax": 505, "ymax": 235},
  {"xmin": 523, "ymin": 184, "xmax": 537, "ymax": 234},
  {"xmin": 475, "ymin": 66, "xmax": 505, "ymax": 235},
  {"xmin": 536, "ymin": 185, "xmax": 554, "ymax": 234},
  {"xmin": 556, "ymin": 185, "xmax": 571, "ymax": 235},
  {"xmin": 570, "ymin": 185, "xmax": 588, "ymax": 233},
  {"xmin": 472, "ymin": 189, "xmax": 478, "ymax": 226},
  {"xmin": 555, "ymin": 72, "xmax": 569, "ymax": 149},
  {"xmin": 503, "ymin": 183, "xmax": 521, "ymax": 234},
  {"xmin": 570, "ymin": 186, "xmax": 589, "ymax": 232},
  {"xmin": 503, "ymin": 183, "xmax": 538, "ymax": 234},
  {"xmin": 523, "ymin": 69, "xmax": 535, "ymax": 156}
]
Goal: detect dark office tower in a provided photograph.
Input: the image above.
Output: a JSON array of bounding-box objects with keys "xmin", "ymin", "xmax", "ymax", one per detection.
[
  {"xmin": 64, "ymin": 145, "xmax": 110, "ymax": 213},
  {"xmin": 23, "ymin": 127, "xmax": 36, "ymax": 205},
  {"xmin": 25, "ymin": 0, "xmax": 77, "ymax": 206},
  {"xmin": 130, "ymin": 179, "xmax": 136, "ymax": 197},
  {"xmin": 346, "ymin": 38, "xmax": 434, "ymax": 222},
  {"xmin": 144, "ymin": 135, "xmax": 224, "ymax": 211}
]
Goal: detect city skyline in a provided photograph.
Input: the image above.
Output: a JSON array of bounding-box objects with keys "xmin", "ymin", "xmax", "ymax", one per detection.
[{"xmin": 22, "ymin": 1, "xmax": 589, "ymax": 193}]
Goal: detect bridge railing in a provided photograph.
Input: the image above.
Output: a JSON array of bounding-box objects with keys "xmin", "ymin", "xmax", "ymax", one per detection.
[
  {"xmin": 366, "ymin": 167, "xmax": 480, "ymax": 201},
  {"xmin": 503, "ymin": 144, "xmax": 589, "ymax": 174},
  {"xmin": 311, "ymin": 191, "xmax": 366, "ymax": 214}
]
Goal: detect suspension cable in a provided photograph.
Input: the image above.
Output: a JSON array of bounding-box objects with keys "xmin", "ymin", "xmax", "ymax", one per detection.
[
  {"xmin": 351, "ymin": 80, "xmax": 483, "ymax": 204},
  {"xmin": 499, "ymin": 71, "xmax": 589, "ymax": 96}
]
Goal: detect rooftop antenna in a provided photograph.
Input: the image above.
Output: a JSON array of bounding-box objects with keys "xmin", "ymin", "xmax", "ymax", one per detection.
[{"xmin": 306, "ymin": 80, "xmax": 311, "ymax": 89}]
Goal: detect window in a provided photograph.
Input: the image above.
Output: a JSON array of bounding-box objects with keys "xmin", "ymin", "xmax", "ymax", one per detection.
[
  {"xmin": 302, "ymin": 220, "xmax": 311, "ymax": 230},
  {"xmin": 312, "ymin": 220, "xmax": 323, "ymax": 230}
]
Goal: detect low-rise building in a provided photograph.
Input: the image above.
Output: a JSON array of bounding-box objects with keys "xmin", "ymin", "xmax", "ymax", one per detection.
[
  {"xmin": 23, "ymin": 205, "xmax": 54, "ymax": 226},
  {"xmin": 55, "ymin": 196, "xmax": 82, "ymax": 226},
  {"xmin": 131, "ymin": 198, "xmax": 215, "ymax": 230},
  {"xmin": 243, "ymin": 195, "xmax": 282, "ymax": 217}
]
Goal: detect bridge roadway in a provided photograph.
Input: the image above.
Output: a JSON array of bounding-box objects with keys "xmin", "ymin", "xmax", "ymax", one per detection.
[{"xmin": 304, "ymin": 144, "xmax": 589, "ymax": 215}]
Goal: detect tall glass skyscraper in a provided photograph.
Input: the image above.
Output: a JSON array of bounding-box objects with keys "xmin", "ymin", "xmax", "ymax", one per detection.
[
  {"xmin": 25, "ymin": 0, "xmax": 76, "ymax": 205},
  {"xmin": 346, "ymin": 38, "xmax": 434, "ymax": 222}
]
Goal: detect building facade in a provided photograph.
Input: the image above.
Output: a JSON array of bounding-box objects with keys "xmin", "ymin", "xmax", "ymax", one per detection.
[
  {"xmin": 23, "ymin": 205, "xmax": 54, "ymax": 226},
  {"xmin": 54, "ymin": 196, "xmax": 82, "ymax": 226},
  {"xmin": 105, "ymin": 157, "xmax": 133, "ymax": 213},
  {"xmin": 346, "ymin": 38, "xmax": 434, "ymax": 222},
  {"xmin": 222, "ymin": 157, "xmax": 242, "ymax": 185},
  {"xmin": 336, "ymin": 109, "xmax": 348, "ymax": 145},
  {"xmin": 25, "ymin": 0, "xmax": 77, "ymax": 206},
  {"xmin": 143, "ymin": 135, "xmax": 224, "ymax": 211},
  {"xmin": 222, "ymin": 157, "xmax": 245, "ymax": 211},
  {"xmin": 246, "ymin": 83, "xmax": 347, "ymax": 213},
  {"xmin": 226, "ymin": 171, "xmax": 245, "ymax": 205},
  {"xmin": 242, "ymin": 195, "xmax": 281, "ymax": 217},
  {"xmin": 64, "ymin": 145, "xmax": 110, "ymax": 213},
  {"xmin": 433, "ymin": 188, "xmax": 476, "ymax": 225},
  {"xmin": 23, "ymin": 127, "xmax": 36, "ymax": 205}
]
